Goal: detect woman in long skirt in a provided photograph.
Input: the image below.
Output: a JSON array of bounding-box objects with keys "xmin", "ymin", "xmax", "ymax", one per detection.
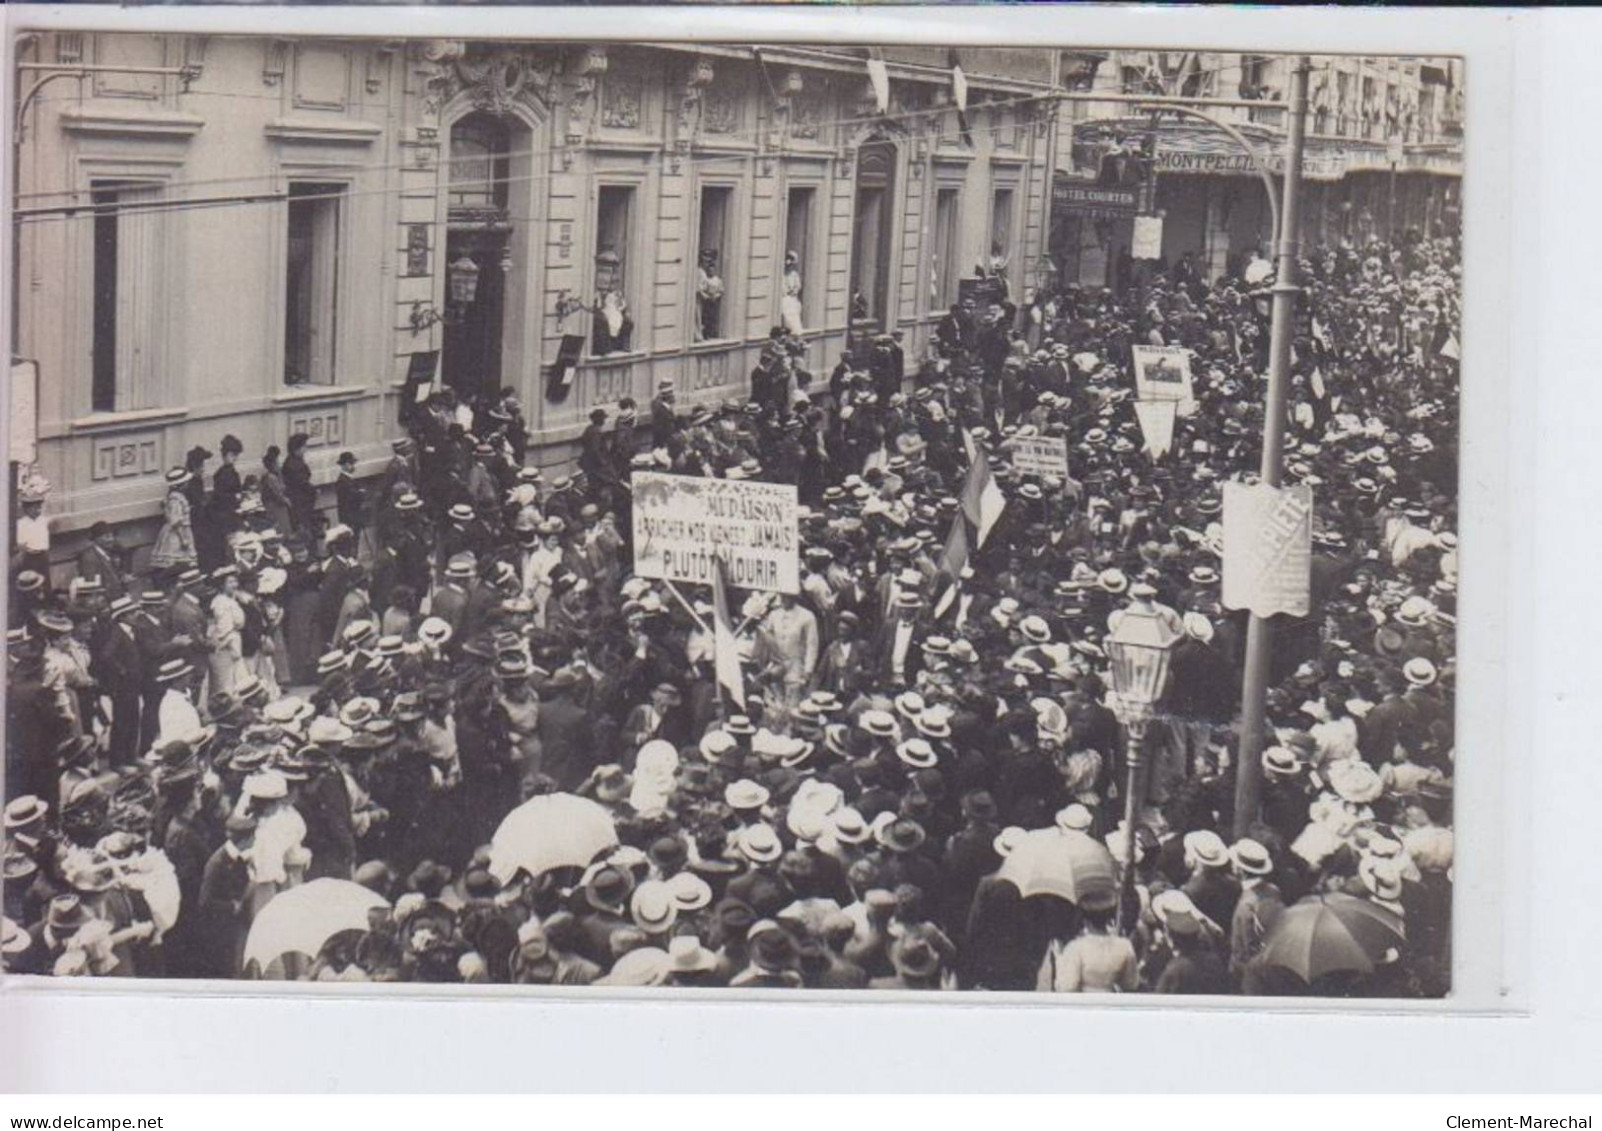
[
  {"xmin": 260, "ymin": 445, "xmax": 294, "ymax": 537},
  {"xmin": 149, "ymin": 468, "xmax": 198, "ymax": 579},
  {"xmin": 283, "ymin": 547, "xmax": 324, "ymax": 687}
]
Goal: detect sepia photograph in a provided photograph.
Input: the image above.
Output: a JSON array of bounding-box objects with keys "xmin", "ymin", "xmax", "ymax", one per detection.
[{"xmin": 3, "ymin": 30, "xmax": 1463, "ymax": 1000}]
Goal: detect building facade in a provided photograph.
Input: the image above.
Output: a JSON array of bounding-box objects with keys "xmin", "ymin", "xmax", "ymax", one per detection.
[
  {"xmin": 11, "ymin": 34, "xmax": 1061, "ymax": 553},
  {"xmin": 1047, "ymin": 51, "xmax": 1464, "ymax": 288}
]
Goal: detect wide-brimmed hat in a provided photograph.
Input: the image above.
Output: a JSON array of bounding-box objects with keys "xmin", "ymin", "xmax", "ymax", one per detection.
[
  {"xmin": 722, "ymin": 714, "xmax": 757, "ymax": 737},
  {"xmin": 1260, "ymin": 739, "xmax": 1305, "ymax": 776},
  {"xmin": 155, "ymin": 659, "xmax": 193, "ymax": 684},
  {"xmin": 859, "ymin": 709, "xmax": 898, "ymax": 739},
  {"xmin": 666, "ymin": 934, "xmax": 719, "ymax": 974},
  {"xmin": 875, "ymin": 816, "xmax": 927, "ymax": 854},
  {"xmin": 1098, "ymin": 568, "xmax": 1129, "ymax": 595},
  {"xmin": 895, "ymin": 738, "xmax": 938, "ymax": 770},
  {"xmin": 1327, "ymin": 759, "xmax": 1385, "ymax": 804},
  {"xmin": 737, "ymin": 823, "xmax": 783, "ymax": 864},
  {"xmin": 417, "ymin": 617, "xmax": 454, "ymax": 647},
  {"xmin": 1229, "ymin": 838, "xmax": 1274, "ymax": 877},
  {"xmin": 630, "ymin": 880, "xmax": 679, "ymax": 934},
  {"xmin": 1403, "ymin": 657, "xmax": 1438, "ymax": 688},
  {"xmin": 666, "ymin": 871, "xmax": 714, "ymax": 912},
  {"xmin": 724, "ymin": 779, "xmax": 770, "ymax": 812},
  {"xmin": 827, "ymin": 807, "xmax": 871, "ymax": 845},
  {"xmin": 913, "ymin": 707, "xmax": 952, "ymax": 740},
  {"xmin": 584, "ymin": 865, "xmax": 635, "ymax": 914},
  {"xmin": 1182, "ymin": 829, "xmax": 1230, "ymax": 869},
  {"xmin": 4, "ymin": 795, "xmax": 49, "ymax": 830}
]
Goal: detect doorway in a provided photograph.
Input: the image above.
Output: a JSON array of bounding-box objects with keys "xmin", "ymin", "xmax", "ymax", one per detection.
[
  {"xmin": 441, "ymin": 112, "xmax": 514, "ymax": 409},
  {"xmin": 850, "ymin": 137, "xmax": 897, "ymax": 334}
]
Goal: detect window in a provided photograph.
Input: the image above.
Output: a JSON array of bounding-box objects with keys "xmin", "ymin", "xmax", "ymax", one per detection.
[
  {"xmin": 1336, "ymin": 72, "xmax": 1352, "ymax": 136},
  {"xmin": 783, "ymin": 185, "xmax": 817, "ymax": 329},
  {"xmin": 850, "ymin": 139, "xmax": 896, "ymax": 329},
  {"xmin": 283, "ymin": 183, "xmax": 344, "ymax": 387},
  {"xmin": 91, "ymin": 187, "xmax": 120, "ymax": 413},
  {"xmin": 88, "ymin": 180, "xmax": 162, "ymax": 413},
  {"xmin": 694, "ymin": 185, "xmax": 733, "ymax": 342},
  {"xmin": 990, "ymin": 187, "xmax": 1015, "ymax": 276},
  {"xmin": 932, "ymin": 187, "xmax": 961, "ymax": 308},
  {"xmin": 448, "ymin": 114, "xmax": 510, "ymax": 213},
  {"xmin": 592, "ymin": 185, "xmax": 634, "ymax": 356}
]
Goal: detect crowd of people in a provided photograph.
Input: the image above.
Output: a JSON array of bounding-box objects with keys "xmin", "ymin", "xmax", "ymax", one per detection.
[{"xmin": 4, "ymin": 228, "xmax": 1458, "ymax": 996}]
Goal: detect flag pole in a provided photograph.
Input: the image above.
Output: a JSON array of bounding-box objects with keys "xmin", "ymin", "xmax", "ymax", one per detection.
[
  {"xmin": 1233, "ymin": 56, "xmax": 1310, "ymax": 841},
  {"xmin": 660, "ymin": 577, "xmax": 711, "ymax": 636}
]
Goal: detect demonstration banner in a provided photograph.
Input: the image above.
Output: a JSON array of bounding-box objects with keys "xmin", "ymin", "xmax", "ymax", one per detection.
[
  {"xmin": 1007, "ymin": 435, "xmax": 1069, "ymax": 478},
  {"xmin": 1221, "ymin": 481, "xmax": 1313, "ymax": 618},
  {"xmin": 631, "ymin": 471, "xmax": 800, "ymax": 595},
  {"xmin": 1131, "ymin": 345, "xmax": 1197, "ymax": 416},
  {"xmin": 1132, "ymin": 399, "xmax": 1177, "ymax": 460}
]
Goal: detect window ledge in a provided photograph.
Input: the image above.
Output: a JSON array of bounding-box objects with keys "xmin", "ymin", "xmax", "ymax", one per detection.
[
  {"xmin": 265, "ymin": 118, "xmax": 383, "ymax": 145},
  {"xmin": 580, "ymin": 351, "xmax": 648, "ymax": 367},
  {"xmin": 272, "ymin": 384, "xmax": 376, "ymax": 405},
  {"xmin": 688, "ymin": 338, "xmax": 742, "ymax": 354},
  {"xmin": 60, "ymin": 105, "xmax": 205, "ymax": 139},
  {"xmin": 68, "ymin": 406, "xmax": 190, "ymax": 434}
]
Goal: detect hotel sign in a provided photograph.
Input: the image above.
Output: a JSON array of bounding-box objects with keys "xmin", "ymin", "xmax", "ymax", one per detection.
[{"xmin": 1051, "ymin": 177, "xmax": 1140, "ymax": 217}]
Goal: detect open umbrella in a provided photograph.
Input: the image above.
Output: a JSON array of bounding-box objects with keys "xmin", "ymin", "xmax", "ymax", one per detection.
[
  {"xmin": 243, "ymin": 878, "xmax": 389, "ymax": 969},
  {"xmin": 487, "ymin": 793, "xmax": 619, "ymax": 885},
  {"xmin": 995, "ymin": 828, "xmax": 1118, "ymax": 907},
  {"xmin": 1258, "ymin": 893, "xmax": 1405, "ymax": 983}
]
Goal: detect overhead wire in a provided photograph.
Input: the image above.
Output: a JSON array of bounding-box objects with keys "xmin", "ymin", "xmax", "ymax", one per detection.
[{"xmin": 16, "ymin": 105, "xmax": 1048, "ymax": 232}]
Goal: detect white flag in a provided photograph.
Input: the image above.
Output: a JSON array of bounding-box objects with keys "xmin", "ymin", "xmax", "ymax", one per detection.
[
  {"xmin": 866, "ymin": 48, "xmax": 890, "ymax": 115},
  {"xmin": 1133, "ymin": 399, "xmax": 1177, "ymax": 460}
]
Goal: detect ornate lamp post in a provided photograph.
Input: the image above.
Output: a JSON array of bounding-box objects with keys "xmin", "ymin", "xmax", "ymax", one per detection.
[{"xmin": 1103, "ymin": 586, "xmax": 1182, "ymax": 930}]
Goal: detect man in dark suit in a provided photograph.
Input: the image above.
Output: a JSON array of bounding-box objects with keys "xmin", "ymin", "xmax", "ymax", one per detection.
[
  {"xmin": 168, "ymin": 573, "xmax": 210, "ymax": 697},
  {"xmin": 75, "ymin": 523, "xmax": 127, "ymax": 601},
  {"xmin": 536, "ymin": 670, "xmax": 595, "ymax": 791},
  {"xmin": 430, "ymin": 558, "xmax": 474, "ymax": 641},
  {"xmin": 1360, "ymin": 669, "xmax": 1417, "ymax": 768},
  {"xmin": 132, "ymin": 591, "xmax": 183, "ymax": 756},
  {"xmin": 816, "ymin": 611, "xmax": 872, "ymax": 699},
  {"xmin": 196, "ymin": 815, "xmax": 256, "ymax": 978},
  {"xmin": 95, "ymin": 597, "xmax": 145, "ymax": 768},
  {"xmin": 650, "ymin": 382, "xmax": 679, "ymax": 449},
  {"xmin": 335, "ymin": 452, "xmax": 367, "ymax": 549}
]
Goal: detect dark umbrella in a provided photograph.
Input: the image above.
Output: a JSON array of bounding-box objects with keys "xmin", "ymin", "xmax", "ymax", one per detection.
[{"xmin": 1258, "ymin": 893, "xmax": 1405, "ymax": 983}]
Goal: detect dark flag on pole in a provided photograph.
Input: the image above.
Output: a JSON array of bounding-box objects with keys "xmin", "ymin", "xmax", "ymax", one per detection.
[{"xmin": 933, "ymin": 512, "xmax": 969, "ymax": 620}]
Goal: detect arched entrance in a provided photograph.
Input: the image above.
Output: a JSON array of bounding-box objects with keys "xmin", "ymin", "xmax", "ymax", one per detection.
[{"xmin": 441, "ymin": 111, "xmax": 518, "ymax": 408}]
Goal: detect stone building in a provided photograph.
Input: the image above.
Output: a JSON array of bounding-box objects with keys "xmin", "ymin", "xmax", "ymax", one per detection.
[
  {"xmin": 1048, "ymin": 51, "xmax": 1464, "ymax": 288},
  {"xmin": 10, "ymin": 34, "xmax": 1061, "ymax": 557}
]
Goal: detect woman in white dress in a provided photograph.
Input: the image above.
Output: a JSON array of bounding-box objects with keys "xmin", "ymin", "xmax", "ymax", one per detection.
[
  {"xmin": 781, "ymin": 250, "xmax": 806, "ymax": 336},
  {"xmin": 207, "ymin": 566, "xmax": 248, "ymax": 694}
]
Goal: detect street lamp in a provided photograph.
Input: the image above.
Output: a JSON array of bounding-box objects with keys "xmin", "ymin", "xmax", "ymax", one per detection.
[{"xmin": 1103, "ymin": 586, "xmax": 1182, "ymax": 931}]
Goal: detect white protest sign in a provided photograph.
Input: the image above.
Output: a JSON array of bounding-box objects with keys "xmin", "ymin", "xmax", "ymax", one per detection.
[
  {"xmin": 9, "ymin": 360, "xmax": 38, "ymax": 466},
  {"xmin": 1131, "ymin": 345, "xmax": 1196, "ymax": 416},
  {"xmin": 1132, "ymin": 214, "xmax": 1164, "ymax": 261},
  {"xmin": 1007, "ymin": 435, "xmax": 1068, "ymax": 478},
  {"xmin": 631, "ymin": 471, "xmax": 800, "ymax": 594},
  {"xmin": 1221, "ymin": 481, "xmax": 1313, "ymax": 618},
  {"xmin": 1132, "ymin": 399, "xmax": 1177, "ymax": 460}
]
